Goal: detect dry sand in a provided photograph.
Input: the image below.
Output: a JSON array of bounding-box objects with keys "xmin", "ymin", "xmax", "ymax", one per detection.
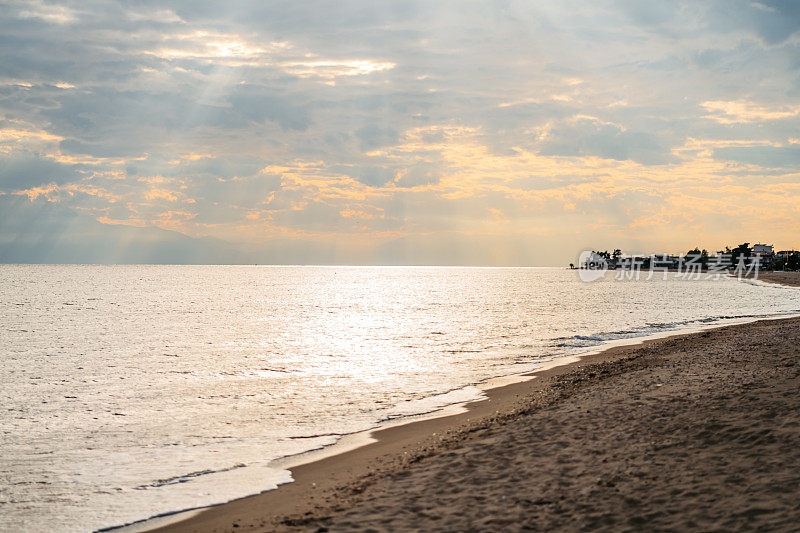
[{"xmin": 148, "ymin": 274, "xmax": 800, "ymax": 532}]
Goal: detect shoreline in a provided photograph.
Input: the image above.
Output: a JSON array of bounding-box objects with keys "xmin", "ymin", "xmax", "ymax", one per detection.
[
  {"xmin": 132, "ymin": 296, "xmax": 800, "ymax": 532},
  {"xmin": 114, "ymin": 330, "xmax": 681, "ymax": 532},
  {"xmin": 117, "ymin": 270, "xmax": 800, "ymax": 532}
]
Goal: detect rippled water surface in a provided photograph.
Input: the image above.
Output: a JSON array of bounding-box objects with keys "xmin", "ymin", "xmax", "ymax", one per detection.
[{"xmin": 2, "ymin": 266, "xmax": 799, "ymax": 532}]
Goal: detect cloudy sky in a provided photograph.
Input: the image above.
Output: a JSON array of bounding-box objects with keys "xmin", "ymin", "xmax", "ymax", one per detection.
[{"xmin": 1, "ymin": 0, "xmax": 798, "ymax": 264}]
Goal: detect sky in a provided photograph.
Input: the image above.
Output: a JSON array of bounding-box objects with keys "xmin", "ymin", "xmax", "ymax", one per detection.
[{"xmin": 1, "ymin": 0, "xmax": 799, "ymax": 265}]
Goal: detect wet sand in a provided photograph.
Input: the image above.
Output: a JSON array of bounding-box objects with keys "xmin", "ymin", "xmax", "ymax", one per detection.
[
  {"xmin": 149, "ymin": 274, "xmax": 800, "ymax": 532},
  {"xmin": 758, "ymin": 271, "xmax": 800, "ymax": 287}
]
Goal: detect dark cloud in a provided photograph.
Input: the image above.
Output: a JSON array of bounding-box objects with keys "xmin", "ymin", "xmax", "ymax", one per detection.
[
  {"xmin": 228, "ymin": 89, "xmax": 312, "ymax": 131},
  {"xmin": 189, "ymin": 173, "xmax": 282, "ymax": 210},
  {"xmin": 0, "ymin": 194, "xmax": 251, "ymax": 263},
  {"xmin": 713, "ymin": 145, "xmax": 800, "ymax": 168},
  {"xmin": 0, "ymin": 151, "xmax": 83, "ymax": 191},
  {"xmin": 331, "ymin": 164, "xmax": 396, "ymax": 186},
  {"xmin": 738, "ymin": 0, "xmax": 800, "ymax": 45},
  {"xmin": 615, "ymin": 0, "xmax": 799, "ymax": 45},
  {"xmin": 170, "ymin": 156, "xmax": 266, "ymax": 180},
  {"xmin": 538, "ymin": 118, "xmax": 673, "ymax": 165},
  {"xmin": 355, "ymin": 124, "xmax": 399, "ymax": 151},
  {"xmin": 396, "ymin": 162, "xmax": 440, "ymax": 187}
]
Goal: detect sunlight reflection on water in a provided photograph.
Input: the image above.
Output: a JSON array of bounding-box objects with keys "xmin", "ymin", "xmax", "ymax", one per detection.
[{"xmin": 1, "ymin": 265, "xmax": 799, "ymax": 532}]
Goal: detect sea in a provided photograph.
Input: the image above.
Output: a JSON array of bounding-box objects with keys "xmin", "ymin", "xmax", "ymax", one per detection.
[{"xmin": 2, "ymin": 265, "xmax": 799, "ymax": 532}]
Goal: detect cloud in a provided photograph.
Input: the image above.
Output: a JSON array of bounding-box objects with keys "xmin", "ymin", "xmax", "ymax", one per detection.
[
  {"xmin": 12, "ymin": 0, "xmax": 78, "ymax": 25},
  {"xmin": 712, "ymin": 144, "xmax": 800, "ymax": 167},
  {"xmin": 736, "ymin": 0, "xmax": 800, "ymax": 44},
  {"xmin": 227, "ymin": 89, "xmax": 312, "ymax": 130},
  {"xmin": 331, "ymin": 165, "xmax": 396, "ymax": 187},
  {"xmin": 396, "ymin": 162, "xmax": 440, "ymax": 187},
  {"xmin": 702, "ymin": 100, "xmax": 800, "ymax": 123},
  {"xmin": 355, "ymin": 125, "xmax": 399, "ymax": 152},
  {"xmin": 618, "ymin": 0, "xmax": 800, "ymax": 45},
  {"xmin": 282, "ymin": 59, "xmax": 396, "ymax": 79},
  {"xmin": 0, "ymin": 1, "xmax": 799, "ymax": 264},
  {"xmin": 537, "ymin": 117, "xmax": 673, "ymax": 165},
  {"xmin": 0, "ymin": 194, "xmax": 251, "ymax": 264},
  {"xmin": 125, "ymin": 8, "xmax": 185, "ymax": 24},
  {"xmin": 0, "ymin": 151, "xmax": 83, "ymax": 191}
]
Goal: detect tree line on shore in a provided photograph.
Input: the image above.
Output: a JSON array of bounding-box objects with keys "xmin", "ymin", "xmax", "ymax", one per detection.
[{"xmin": 576, "ymin": 243, "xmax": 800, "ymax": 271}]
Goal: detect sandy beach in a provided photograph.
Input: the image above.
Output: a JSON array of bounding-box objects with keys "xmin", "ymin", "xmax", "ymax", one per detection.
[
  {"xmin": 145, "ymin": 274, "xmax": 800, "ymax": 532},
  {"xmin": 758, "ymin": 271, "xmax": 800, "ymax": 287},
  {"xmin": 5, "ymin": 1, "xmax": 800, "ymax": 530}
]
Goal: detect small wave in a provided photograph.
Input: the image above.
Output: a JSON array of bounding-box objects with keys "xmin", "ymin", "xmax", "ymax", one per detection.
[
  {"xmin": 551, "ymin": 331, "xmax": 637, "ymax": 348},
  {"xmin": 288, "ymin": 433, "xmax": 345, "ymax": 440},
  {"xmin": 135, "ymin": 464, "xmax": 246, "ymax": 490},
  {"xmin": 550, "ymin": 310, "xmax": 796, "ymax": 351},
  {"xmin": 552, "ymin": 334, "xmax": 603, "ymax": 342}
]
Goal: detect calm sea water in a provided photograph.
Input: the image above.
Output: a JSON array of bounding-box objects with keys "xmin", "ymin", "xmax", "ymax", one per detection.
[{"xmin": 2, "ymin": 266, "xmax": 799, "ymax": 532}]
